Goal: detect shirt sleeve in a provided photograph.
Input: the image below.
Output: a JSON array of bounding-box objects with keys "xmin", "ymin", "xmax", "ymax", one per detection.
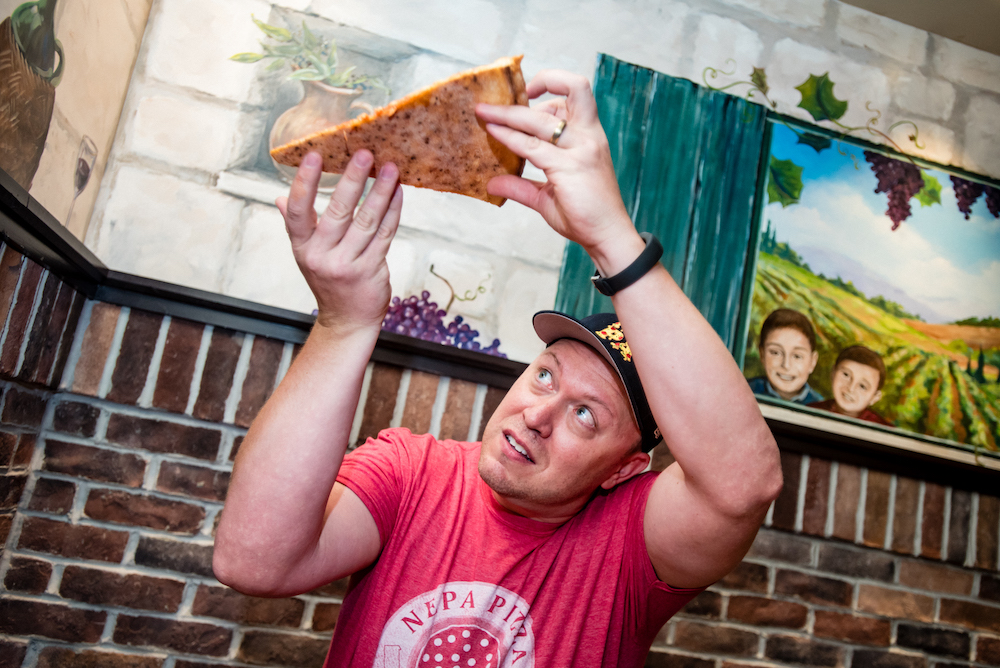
[
  {"xmin": 624, "ymin": 473, "xmax": 706, "ymax": 640},
  {"xmin": 337, "ymin": 428, "xmax": 420, "ymax": 547}
]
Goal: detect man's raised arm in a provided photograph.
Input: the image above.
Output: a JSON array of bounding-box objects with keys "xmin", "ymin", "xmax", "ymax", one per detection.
[
  {"xmin": 478, "ymin": 70, "xmax": 782, "ymax": 589},
  {"xmin": 213, "ymin": 151, "xmax": 402, "ymax": 597}
]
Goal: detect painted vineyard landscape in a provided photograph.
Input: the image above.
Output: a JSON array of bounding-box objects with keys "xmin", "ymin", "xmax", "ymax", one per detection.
[{"xmin": 744, "ymin": 122, "xmax": 1000, "ymax": 457}]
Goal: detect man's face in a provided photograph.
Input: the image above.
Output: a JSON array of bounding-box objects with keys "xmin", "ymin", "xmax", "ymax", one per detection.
[
  {"xmin": 760, "ymin": 327, "xmax": 818, "ymax": 400},
  {"xmin": 478, "ymin": 339, "xmax": 644, "ymax": 522},
  {"xmin": 831, "ymin": 359, "xmax": 882, "ymax": 417}
]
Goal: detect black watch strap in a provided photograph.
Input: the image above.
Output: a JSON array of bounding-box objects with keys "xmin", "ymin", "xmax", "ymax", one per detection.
[{"xmin": 590, "ymin": 232, "xmax": 663, "ymax": 296}]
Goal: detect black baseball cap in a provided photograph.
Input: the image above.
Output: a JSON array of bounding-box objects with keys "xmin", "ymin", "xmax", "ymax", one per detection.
[{"xmin": 532, "ymin": 311, "xmax": 662, "ymax": 452}]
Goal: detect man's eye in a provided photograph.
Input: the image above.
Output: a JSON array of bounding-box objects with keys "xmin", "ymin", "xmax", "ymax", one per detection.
[
  {"xmin": 537, "ymin": 369, "xmax": 552, "ymax": 384},
  {"xmin": 574, "ymin": 406, "xmax": 594, "ymax": 426}
]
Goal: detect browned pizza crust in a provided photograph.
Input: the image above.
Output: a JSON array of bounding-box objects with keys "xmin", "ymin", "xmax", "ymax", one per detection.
[{"xmin": 270, "ymin": 55, "xmax": 528, "ymax": 206}]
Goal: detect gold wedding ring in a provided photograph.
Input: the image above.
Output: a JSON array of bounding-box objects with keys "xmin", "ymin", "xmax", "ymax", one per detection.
[{"xmin": 550, "ymin": 119, "xmax": 567, "ymax": 145}]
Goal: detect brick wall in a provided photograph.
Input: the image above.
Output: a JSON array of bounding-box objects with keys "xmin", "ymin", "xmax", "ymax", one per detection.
[{"xmin": 1, "ymin": 237, "xmax": 998, "ymax": 668}]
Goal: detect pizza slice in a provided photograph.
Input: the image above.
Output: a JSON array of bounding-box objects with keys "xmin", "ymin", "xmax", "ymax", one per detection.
[{"xmin": 269, "ymin": 55, "xmax": 528, "ymax": 206}]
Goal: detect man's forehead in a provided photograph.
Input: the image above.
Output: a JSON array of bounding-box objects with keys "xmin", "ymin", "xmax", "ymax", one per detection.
[{"xmin": 537, "ymin": 340, "xmax": 628, "ymax": 400}]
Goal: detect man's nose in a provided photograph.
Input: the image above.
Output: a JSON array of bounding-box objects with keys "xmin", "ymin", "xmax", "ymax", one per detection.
[{"xmin": 523, "ymin": 397, "xmax": 555, "ymax": 438}]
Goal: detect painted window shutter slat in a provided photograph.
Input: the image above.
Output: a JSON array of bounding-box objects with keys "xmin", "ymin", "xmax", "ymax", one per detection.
[{"xmin": 554, "ymin": 54, "xmax": 767, "ymax": 353}]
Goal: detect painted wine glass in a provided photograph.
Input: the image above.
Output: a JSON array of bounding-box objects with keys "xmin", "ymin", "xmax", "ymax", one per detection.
[{"xmin": 66, "ymin": 135, "xmax": 97, "ymax": 224}]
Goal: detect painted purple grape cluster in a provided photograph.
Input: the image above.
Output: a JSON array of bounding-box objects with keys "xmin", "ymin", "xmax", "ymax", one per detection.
[
  {"xmin": 950, "ymin": 175, "xmax": 998, "ymax": 221},
  {"xmin": 987, "ymin": 186, "xmax": 1000, "ymax": 218},
  {"xmin": 864, "ymin": 151, "xmax": 924, "ymax": 230},
  {"xmin": 381, "ymin": 291, "xmax": 506, "ymax": 358}
]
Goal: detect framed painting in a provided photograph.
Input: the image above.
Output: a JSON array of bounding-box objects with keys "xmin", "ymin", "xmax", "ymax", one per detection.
[{"xmin": 743, "ymin": 116, "xmax": 1000, "ymax": 463}]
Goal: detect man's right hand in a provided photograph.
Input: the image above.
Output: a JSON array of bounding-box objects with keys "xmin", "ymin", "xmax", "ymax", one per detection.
[
  {"xmin": 214, "ymin": 150, "xmax": 397, "ymax": 597},
  {"xmin": 277, "ymin": 150, "xmax": 403, "ymax": 332}
]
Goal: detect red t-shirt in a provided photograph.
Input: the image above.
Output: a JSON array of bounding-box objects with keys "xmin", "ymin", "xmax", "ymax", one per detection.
[{"xmin": 326, "ymin": 428, "xmax": 702, "ymax": 668}]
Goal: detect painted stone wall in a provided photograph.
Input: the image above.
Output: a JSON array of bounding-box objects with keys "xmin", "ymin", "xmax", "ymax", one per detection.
[
  {"xmin": 81, "ymin": 0, "xmax": 1000, "ymax": 363},
  {"xmin": 1, "ymin": 237, "xmax": 999, "ymax": 667}
]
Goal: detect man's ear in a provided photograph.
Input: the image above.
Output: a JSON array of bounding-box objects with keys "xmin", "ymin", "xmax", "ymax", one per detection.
[
  {"xmin": 871, "ymin": 389, "xmax": 883, "ymax": 406},
  {"xmin": 808, "ymin": 350, "xmax": 819, "ymax": 374},
  {"xmin": 600, "ymin": 450, "xmax": 651, "ymax": 490}
]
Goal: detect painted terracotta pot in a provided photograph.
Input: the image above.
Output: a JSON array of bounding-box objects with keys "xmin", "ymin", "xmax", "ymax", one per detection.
[{"xmin": 268, "ymin": 80, "xmax": 373, "ymax": 188}]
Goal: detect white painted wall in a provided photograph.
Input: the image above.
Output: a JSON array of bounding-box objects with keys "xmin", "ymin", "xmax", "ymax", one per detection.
[{"xmin": 84, "ymin": 0, "xmax": 1000, "ymax": 362}]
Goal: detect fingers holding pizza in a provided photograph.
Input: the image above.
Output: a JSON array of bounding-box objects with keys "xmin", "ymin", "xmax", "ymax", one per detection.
[
  {"xmin": 277, "ymin": 150, "xmax": 403, "ymax": 332},
  {"xmin": 476, "ymin": 69, "xmax": 635, "ymax": 257}
]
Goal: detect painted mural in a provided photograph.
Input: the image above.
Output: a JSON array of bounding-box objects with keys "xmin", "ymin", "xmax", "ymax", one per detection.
[
  {"xmin": 744, "ymin": 120, "xmax": 1000, "ymax": 457},
  {"xmin": 0, "ymin": 0, "xmax": 152, "ymax": 239}
]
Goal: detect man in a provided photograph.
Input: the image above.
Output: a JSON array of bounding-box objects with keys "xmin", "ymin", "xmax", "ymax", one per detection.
[{"xmin": 214, "ymin": 69, "xmax": 782, "ymax": 667}]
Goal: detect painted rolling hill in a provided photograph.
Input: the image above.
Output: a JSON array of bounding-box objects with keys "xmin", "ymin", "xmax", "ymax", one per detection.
[{"xmin": 744, "ymin": 253, "xmax": 1000, "ymax": 455}]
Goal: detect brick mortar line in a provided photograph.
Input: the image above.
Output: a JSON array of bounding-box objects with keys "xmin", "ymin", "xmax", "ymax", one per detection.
[
  {"xmin": 3, "ymin": 541, "xmax": 350, "ymax": 605},
  {"xmin": 137, "ymin": 314, "xmax": 172, "ymax": 409},
  {"xmin": 97, "ymin": 307, "xmax": 131, "ymax": 400},
  {"xmin": 185, "ymin": 325, "xmax": 214, "ymax": 417},
  {"xmin": 222, "ymin": 333, "xmax": 255, "ymax": 425},
  {"xmin": 274, "ymin": 340, "xmax": 294, "ymax": 387},
  {"xmin": 915, "ymin": 480, "xmax": 926, "ymax": 557},
  {"xmin": 142, "ymin": 455, "xmax": 162, "ymax": 491},
  {"xmin": 13, "ymin": 269, "xmax": 50, "ymax": 377},
  {"xmin": 56, "ymin": 298, "xmax": 95, "ymax": 391},
  {"xmin": 21, "ymin": 469, "xmax": 227, "ymax": 511},
  {"xmin": 884, "ymin": 474, "xmax": 898, "ymax": 553},
  {"xmin": 44, "ymin": 288, "xmax": 85, "ymax": 389},
  {"xmin": 15, "ymin": 507, "xmax": 221, "ymax": 542},
  {"xmin": 0, "ymin": 253, "xmax": 28, "ymax": 354},
  {"xmin": 217, "ymin": 430, "xmax": 240, "ymax": 464},
  {"xmin": 968, "ymin": 492, "xmax": 980, "ymax": 568},
  {"xmin": 389, "ymin": 368, "xmax": 412, "ymax": 429},
  {"xmin": 825, "ymin": 461, "xmax": 837, "ymax": 538},
  {"xmin": 943, "ymin": 486, "xmax": 953, "ymax": 562},
  {"xmin": 14, "ymin": 639, "xmax": 171, "ymax": 664},
  {"xmin": 428, "ymin": 375, "xmax": 450, "ymax": 439},
  {"xmin": 467, "ymin": 382, "xmax": 488, "ymax": 442},
  {"xmin": 348, "ymin": 361, "xmax": 374, "ymax": 448},
  {"xmin": 664, "ymin": 617, "xmax": 992, "ymax": 656},
  {"xmin": 0, "ymin": 588, "xmax": 339, "ymax": 636},
  {"xmin": 739, "ymin": 558, "xmax": 1000, "ymax": 606},
  {"xmin": 760, "ymin": 519, "xmax": 1000, "ymax": 574},
  {"xmin": 856, "ymin": 468, "xmax": 868, "ymax": 545},
  {"xmin": 45, "ymin": 389, "xmax": 255, "ymax": 433}
]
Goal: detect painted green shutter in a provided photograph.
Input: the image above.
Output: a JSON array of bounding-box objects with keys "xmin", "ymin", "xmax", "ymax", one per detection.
[{"xmin": 554, "ymin": 54, "xmax": 768, "ymax": 352}]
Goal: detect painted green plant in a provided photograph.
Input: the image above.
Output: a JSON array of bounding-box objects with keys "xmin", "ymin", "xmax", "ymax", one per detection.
[{"xmin": 230, "ymin": 16, "xmax": 387, "ymax": 92}]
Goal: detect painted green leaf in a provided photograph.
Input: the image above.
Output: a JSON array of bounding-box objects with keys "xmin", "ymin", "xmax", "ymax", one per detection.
[
  {"xmin": 229, "ymin": 52, "xmax": 264, "ymax": 63},
  {"xmin": 301, "ymin": 21, "xmax": 319, "ymax": 50},
  {"xmin": 795, "ymin": 72, "xmax": 848, "ymax": 122},
  {"xmin": 796, "ymin": 132, "xmax": 832, "ymax": 153},
  {"xmin": 914, "ymin": 173, "xmax": 942, "ymax": 207},
  {"xmin": 288, "ymin": 68, "xmax": 324, "ymax": 81},
  {"xmin": 750, "ymin": 67, "xmax": 769, "ymax": 96},
  {"xmin": 253, "ymin": 16, "xmax": 292, "ymax": 42},
  {"xmin": 767, "ymin": 157, "xmax": 804, "ymax": 208},
  {"xmin": 263, "ymin": 43, "xmax": 301, "ymax": 57},
  {"xmin": 264, "ymin": 58, "xmax": 286, "ymax": 72}
]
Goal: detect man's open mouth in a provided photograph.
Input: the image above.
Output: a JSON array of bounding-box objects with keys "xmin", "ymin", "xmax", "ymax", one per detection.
[{"xmin": 506, "ymin": 433, "xmax": 534, "ymax": 463}]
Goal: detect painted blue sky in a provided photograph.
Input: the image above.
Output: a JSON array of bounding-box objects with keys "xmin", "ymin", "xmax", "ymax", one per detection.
[{"xmin": 763, "ymin": 123, "xmax": 1000, "ymax": 324}]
